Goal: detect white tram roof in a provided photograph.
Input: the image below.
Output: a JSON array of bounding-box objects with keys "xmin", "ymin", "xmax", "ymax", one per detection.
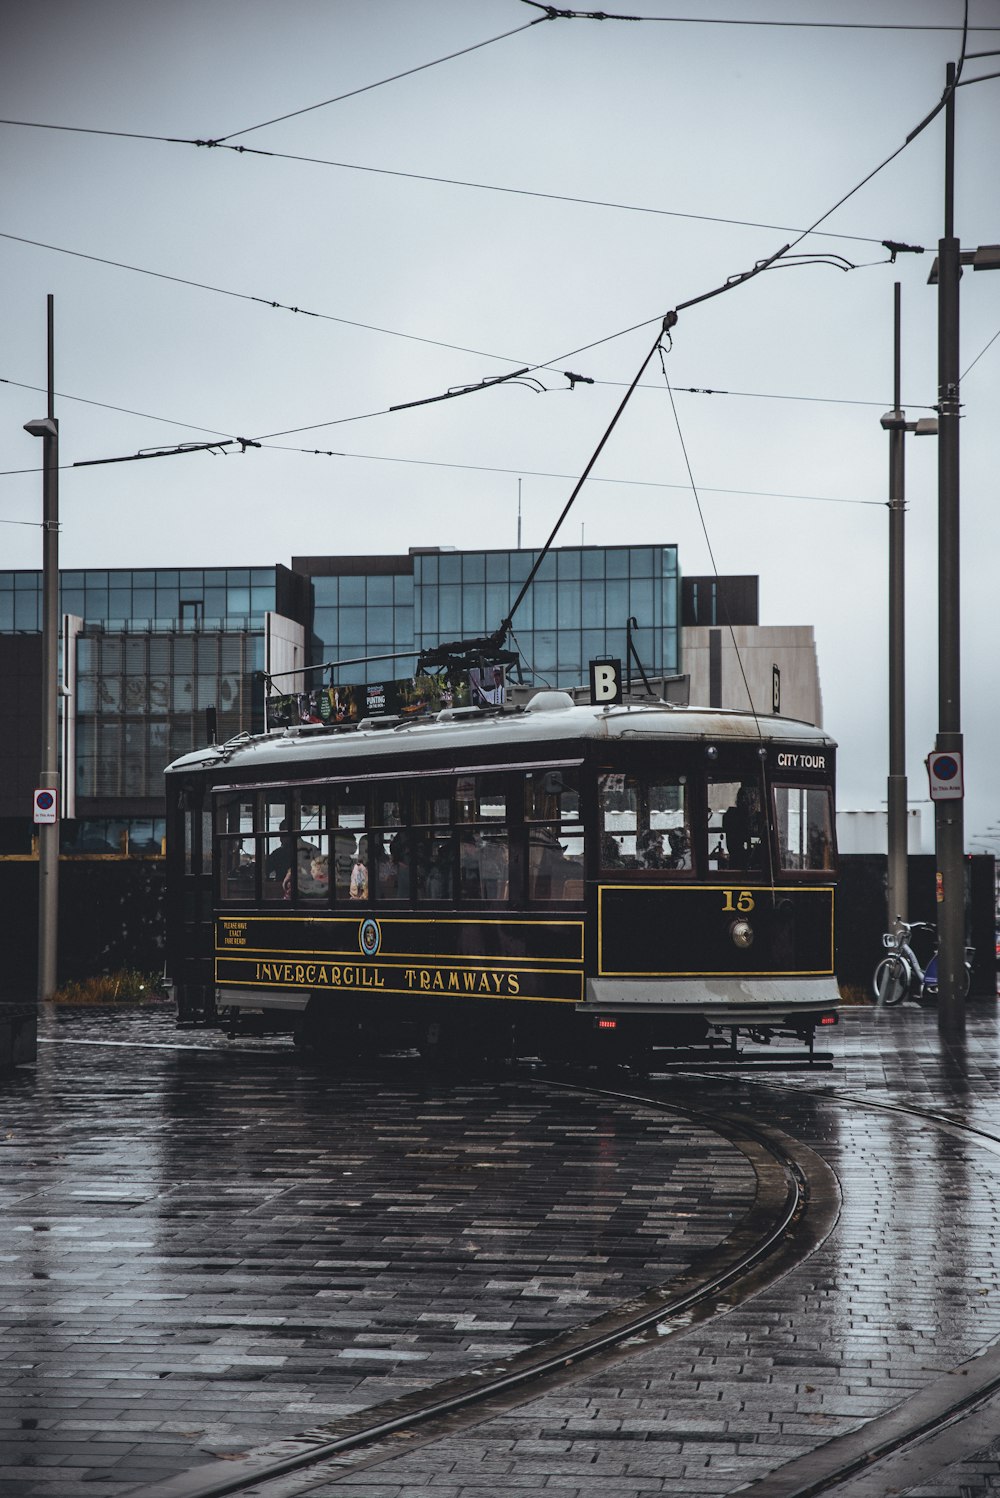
[{"xmin": 165, "ymin": 691, "xmax": 836, "ymax": 781}]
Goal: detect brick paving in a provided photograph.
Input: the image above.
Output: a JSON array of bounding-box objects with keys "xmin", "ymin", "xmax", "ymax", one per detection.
[
  {"xmin": 0, "ymin": 1003, "xmax": 755, "ymax": 1496},
  {"xmin": 6, "ymin": 1003, "xmax": 1000, "ymax": 1496}
]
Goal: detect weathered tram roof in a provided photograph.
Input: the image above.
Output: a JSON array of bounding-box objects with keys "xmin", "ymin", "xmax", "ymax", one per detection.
[{"xmin": 165, "ymin": 691, "xmax": 836, "ymax": 780}]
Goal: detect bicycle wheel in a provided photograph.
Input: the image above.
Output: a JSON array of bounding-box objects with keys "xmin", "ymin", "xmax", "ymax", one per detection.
[{"xmin": 874, "ymin": 955, "xmax": 908, "ymax": 1006}]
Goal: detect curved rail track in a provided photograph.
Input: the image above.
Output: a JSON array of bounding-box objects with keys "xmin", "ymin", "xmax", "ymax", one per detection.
[{"xmin": 127, "ymin": 1076, "xmax": 840, "ymax": 1498}]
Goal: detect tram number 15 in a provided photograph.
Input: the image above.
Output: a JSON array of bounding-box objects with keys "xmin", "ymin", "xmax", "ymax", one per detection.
[{"xmin": 722, "ymin": 890, "xmax": 755, "ymax": 913}]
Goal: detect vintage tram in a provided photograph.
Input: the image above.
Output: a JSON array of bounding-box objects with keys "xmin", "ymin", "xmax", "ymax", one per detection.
[{"xmin": 163, "ymin": 691, "xmax": 839, "ymax": 1064}]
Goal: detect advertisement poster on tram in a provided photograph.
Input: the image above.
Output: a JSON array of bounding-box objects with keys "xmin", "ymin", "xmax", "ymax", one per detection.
[{"xmin": 266, "ymin": 667, "xmax": 506, "ymax": 729}]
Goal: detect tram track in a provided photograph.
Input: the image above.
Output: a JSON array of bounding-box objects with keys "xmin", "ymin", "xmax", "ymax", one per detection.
[
  {"xmin": 127, "ymin": 1076, "xmax": 840, "ymax": 1498},
  {"xmin": 688, "ymin": 1071, "xmax": 1000, "ymax": 1498}
]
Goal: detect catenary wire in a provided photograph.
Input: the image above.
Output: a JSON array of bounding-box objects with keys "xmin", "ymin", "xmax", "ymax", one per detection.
[
  {"xmin": 214, "ymin": 17, "xmax": 546, "ymax": 141},
  {"xmin": 519, "ymin": 2, "xmax": 995, "ymax": 30}
]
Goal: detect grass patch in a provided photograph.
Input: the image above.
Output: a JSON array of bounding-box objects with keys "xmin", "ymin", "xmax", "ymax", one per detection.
[{"xmin": 50, "ymin": 970, "xmax": 168, "ymax": 1005}]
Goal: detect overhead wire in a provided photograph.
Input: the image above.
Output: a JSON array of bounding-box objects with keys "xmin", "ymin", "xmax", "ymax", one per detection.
[
  {"xmin": 212, "ymin": 16, "xmax": 547, "ymax": 142},
  {"xmin": 519, "ymin": 3, "xmax": 995, "ymax": 32}
]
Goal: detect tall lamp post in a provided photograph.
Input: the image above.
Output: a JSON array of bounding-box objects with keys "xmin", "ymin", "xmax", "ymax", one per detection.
[
  {"xmin": 23, "ymin": 295, "xmax": 59, "ymax": 1002},
  {"xmin": 880, "ymin": 283, "xmax": 937, "ymax": 932}
]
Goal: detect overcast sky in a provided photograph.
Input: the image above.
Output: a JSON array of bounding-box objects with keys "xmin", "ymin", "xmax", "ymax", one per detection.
[{"xmin": 1, "ymin": 0, "xmax": 998, "ymax": 844}]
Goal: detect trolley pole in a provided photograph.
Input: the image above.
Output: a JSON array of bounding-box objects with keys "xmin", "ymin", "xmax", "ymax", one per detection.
[
  {"xmin": 23, "ymin": 296, "xmax": 60, "ymax": 1002},
  {"xmin": 935, "ymin": 64, "xmax": 965, "ymax": 1035}
]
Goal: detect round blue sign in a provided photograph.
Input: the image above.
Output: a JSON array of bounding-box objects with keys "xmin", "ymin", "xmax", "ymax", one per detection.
[{"xmin": 933, "ymin": 755, "xmax": 959, "ymax": 781}]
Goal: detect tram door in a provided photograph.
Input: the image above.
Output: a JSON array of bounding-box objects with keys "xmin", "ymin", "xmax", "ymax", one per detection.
[{"xmin": 167, "ymin": 778, "xmax": 215, "ymax": 1023}]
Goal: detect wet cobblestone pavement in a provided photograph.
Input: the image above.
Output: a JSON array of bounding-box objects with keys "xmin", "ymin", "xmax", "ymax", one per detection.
[
  {"xmin": 7, "ymin": 1003, "xmax": 1000, "ymax": 1495},
  {"xmin": 0, "ymin": 1003, "xmax": 756, "ymax": 1496}
]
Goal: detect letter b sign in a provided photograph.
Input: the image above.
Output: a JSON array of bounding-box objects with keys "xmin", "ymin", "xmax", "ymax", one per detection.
[{"xmin": 589, "ymin": 658, "xmax": 623, "ymax": 705}]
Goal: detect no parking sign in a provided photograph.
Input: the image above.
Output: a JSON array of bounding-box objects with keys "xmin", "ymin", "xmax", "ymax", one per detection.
[
  {"xmin": 33, "ymin": 788, "xmax": 57, "ymax": 824},
  {"xmin": 927, "ymin": 751, "xmax": 964, "ymax": 801}
]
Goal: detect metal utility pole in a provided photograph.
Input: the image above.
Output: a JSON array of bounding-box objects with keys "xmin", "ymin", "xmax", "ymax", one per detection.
[
  {"xmin": 886, "ymin": 284, "xmax": 908, "ymax": 929},
  {"xmin": 881, "ymin": 290, "xmax": 938, "ymax": 932},
  {"xmin": 934, "ymin": 64, "xmax": 965, "ymax": 1035},
  {"xmin": 23, "ymin": 296, "xmax": 60, "ymax": 1002}
]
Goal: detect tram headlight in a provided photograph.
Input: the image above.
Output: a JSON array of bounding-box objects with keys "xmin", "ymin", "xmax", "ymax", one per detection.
[{"xmin": 730, "ymin": 918, "xmax": 754, "ymax": 949}]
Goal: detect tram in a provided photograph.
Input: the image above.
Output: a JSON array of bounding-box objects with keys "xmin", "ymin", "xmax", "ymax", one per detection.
[{"xmin": 163, "ymin": 691, "xmax": 839, "ymax": 1065}]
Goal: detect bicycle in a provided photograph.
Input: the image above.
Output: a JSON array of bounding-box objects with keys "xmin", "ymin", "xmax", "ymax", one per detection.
[{"xmin": 873, "ymin": 917, "xmax": 973, "ymax": 1007}]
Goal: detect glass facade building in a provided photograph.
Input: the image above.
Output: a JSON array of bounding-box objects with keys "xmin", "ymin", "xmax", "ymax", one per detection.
[
  {"xmin": 305, "ymin": 544, "xmax": 679, "ymax": 688},
  {"xmin": 0, "ymin": 544, "xmax": 681, "ymax": 853}
]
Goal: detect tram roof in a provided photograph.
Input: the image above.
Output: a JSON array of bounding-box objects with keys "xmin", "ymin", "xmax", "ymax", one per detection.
[{"xmin": 165, "ymin": 691, "xmax": 835, "ymax": 781}]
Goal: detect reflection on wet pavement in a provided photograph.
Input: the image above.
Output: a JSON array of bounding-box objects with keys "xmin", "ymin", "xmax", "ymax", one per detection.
[{"xmin": 1, "ymin": 1003, "xmax": 755, "ymax": 1494}]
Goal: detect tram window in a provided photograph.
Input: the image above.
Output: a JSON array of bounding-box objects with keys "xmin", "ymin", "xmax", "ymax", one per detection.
[
  {"xmin": 599, "ymin": 773, "xmax": 637, "ymax": 867},
  {"xmin": 295, "ymin": 838, "xmax": 330, "ymax": 902},
  {"xmin": 201, "ymin": 810, "xmax": 213, "ymax": 873},
  {"xmin": 529, "ymin": 827, "xmax": 584, "ymax": 901},
  {"xmin": 415, "ymin": 830, "xmax": 453, "ymax": 900},
  {"xmin": 707, "ymin": 780, "xmax": 764, "ymax": 872},
  {"xmin": 774, "ymin": 785, "xmax": 834, "ymax": 871},
  {"xmin": 262, "ymin": 794, "xmax": 297, "ymax": 902},
  {"xmin": 646, "ymin": 779, "xmax": 692, "ymax": 870},
  {"xmin": 371, "ymin": 829, "xmax": 408, "ymax": 899},
  {"xmin": 220, "ymin": 837, "xmax": 256, "ymax": 901},
  {"xmin": 412, "ymin": 781, "xmax": 452, "ymax": 825},
  {"xmin": 525, "ymin": 767, "xmax": 580, "ymax": 823},
  {"xmin": 299, "ymin": 796, "xmax": 329, "ymax": 836},
  {"xmin": 216, "ymin": 792, "xmax": 254, "ymax": 836},
  {"xmin": 528, "ymin": 768, "xmax": 583, "ymax": 901},
  {"xmin": 331, "ymin": 785, "xmax": 368, "ymax": 902}
]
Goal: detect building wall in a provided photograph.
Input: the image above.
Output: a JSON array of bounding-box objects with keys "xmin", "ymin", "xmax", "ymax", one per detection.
[{"xmin": 682, "ymin": 624, "xmax": 824, "ymax": 726}]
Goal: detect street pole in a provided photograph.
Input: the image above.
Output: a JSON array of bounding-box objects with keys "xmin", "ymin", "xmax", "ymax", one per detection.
[
  {"xmin": 24, "ymin": 296, "xmax": 60, "ymax": 1002},
  {"xmin": 935, "ymin": 62, "xmax": 965, "ymax": 1034},
  {"xmin": 886, "ymin": 282, "xmax": 908, "ymax": 930}
]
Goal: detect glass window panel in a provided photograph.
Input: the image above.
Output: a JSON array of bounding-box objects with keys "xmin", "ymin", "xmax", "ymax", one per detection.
[
  {"xmin": 339, "ymin": 575, "xmax": 365, "ymax": 605},
  {"xmin": 462, "ymin": 584, "xmax": 485, "ymax": 632},
  {"xmin": 294, "ymin": 837, "xmax": 330, "ymax": 902},
  {"xmin": 463, "ymin": 553, "xmax": 485, "ymax": 582},
  {"xmin": 393, "ymin": 605, "xmax": 413, "ymax": 641},
  {"xmin": 366, "ymin": 605, "xmax": 392, "ymax": 637},
  {"xmin": 367, "ymin": 575, "xmax": 393, "ymax": 605},
  {"xmin": 605, "ymin": 549, "xmax": 629, "ymax": 578},
  {"xmin": 599, "ymin": 772, "xmax": 638, "ymax": 866},
  {"xmin": 439, "ymin": 553, "xmax": 461, "ymax": 584},
  {"xmin": 581, "ymin": 549, "xmax": 605, "ymax": 579},
  {"xmin": 629, "ymin": 548, "xmax": 654, "ymax": 578},
  {"xmin": 558, "ymin": 549, "xmax": 581, "ymax": 580},
  {"xmin": 314, "ymin": 577, "xmax": 338, "ymax": 606},
  {"xmin": 439, "ymin": 586, "xmax": 461, "ymax": 634},
  {"xmin": 415, "ymin": 830, "xmax": 453, "ymax": 901},
  {"xmin": 130, "ymin": 588, "xmax": 156, "ymax": 618},
  {"xmin": 533, "ymin": 631, "xmax": 556, "ymax": 672},
  {"xmin": 417, "ymin": 553, "xmax": 437, "ymax": 585},
  {"xmin": 0, "ymin": 592, "xmax": 12, "ymax": 631},
  {"xmin": 371, "ymin": 830, "xmax": 407, "ymax": 900},
  {"xmin": 61, "ymin": 589, "xmax": 85, "ymax": 618},
  {"xmin": 628, "ymin": 579, "xmax": 654, "ymax": 622},
  {"xmin": 525, "ymin": 767, "xmax": 580, "ymax": 823},
  {"xmin": 457, "ymin": 828, "xmax": 507, "ymax": 901},
  {"xmin": 251, "ymin": 568, "xmax": 274, "ymax": 586},
  {"xmin": 334, "ymin": 785, "xmax": 368, "ymax": 828},
  {"xmin": 509, "ymin": 551, "xmax": 533, "ymax": 583},
  {"xmin": 375, "ymin": 793, "xmax": 404, "ymax": 827},
  {"xmin": 299, "ymin": 796, "xmax": 328, "ymax": 834},
  {"xmin": 708, "ymin": 779, "xmax": 765, "ymax": 872},
  {"xmin": 196, "ymin": 675, "xmax": 217, "ymax": 711},
  {"xmin": 775, "ymin": 786, "xmax": 834, "ymax": 871},
  {"xmin": 557, "ymin": 588, "xmax": 580, "ymax": 629},
  {"xmin": 606, "ymin": 579, "xmax": 628, "ymax": 624},
  {"xmin": 394, "ymin": 574, "xmax": 413, "ymax": 603},
  {"xmin": 529, "ymin": 828, "xmax": 583, "ymax": 901},
  {"xmin": 219, "ymin": 838, "xmax": 256, "ymax": 902},
  {"xmin": 226, "ymin": 587, "xmax": 250, "ymax": 615},
  {"xmin": 348, "ymin": 835, "xmax": 370, "ymax": 902},
  {"xmin": 557, "ymin": 635, "xmax": 581, "ymax": 674},
  {"xmin": 534, "ymin": 582, "xmax": 556, "ymax": 630},
  {"xmin": 413, "ymin": 782, "xmax": 451, "ymax": 825},
  {"xmin": 646, "ymin": 778, "xmax": 692, "ymax": 870},
  {"xmin": 338, "ymin": 609, "xmax": 366, "ymax": 647},
  {"xmin": 250, "ymin": 585, "xmax": 274, "ymax": 613},
  {"xmin": 486, "ymin": 552, "xmax": 509, "ymax": 582},
  {"xmin": 99, "ymin": 676, "xmax": 121, "ymax": 713},
  {"xmin": 14, "ymin": 593, "xmax": 39, "ymax": 630},
  {"xmin": 124, "ymin": 676, "xmax": 147, "ymax": 712}
]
